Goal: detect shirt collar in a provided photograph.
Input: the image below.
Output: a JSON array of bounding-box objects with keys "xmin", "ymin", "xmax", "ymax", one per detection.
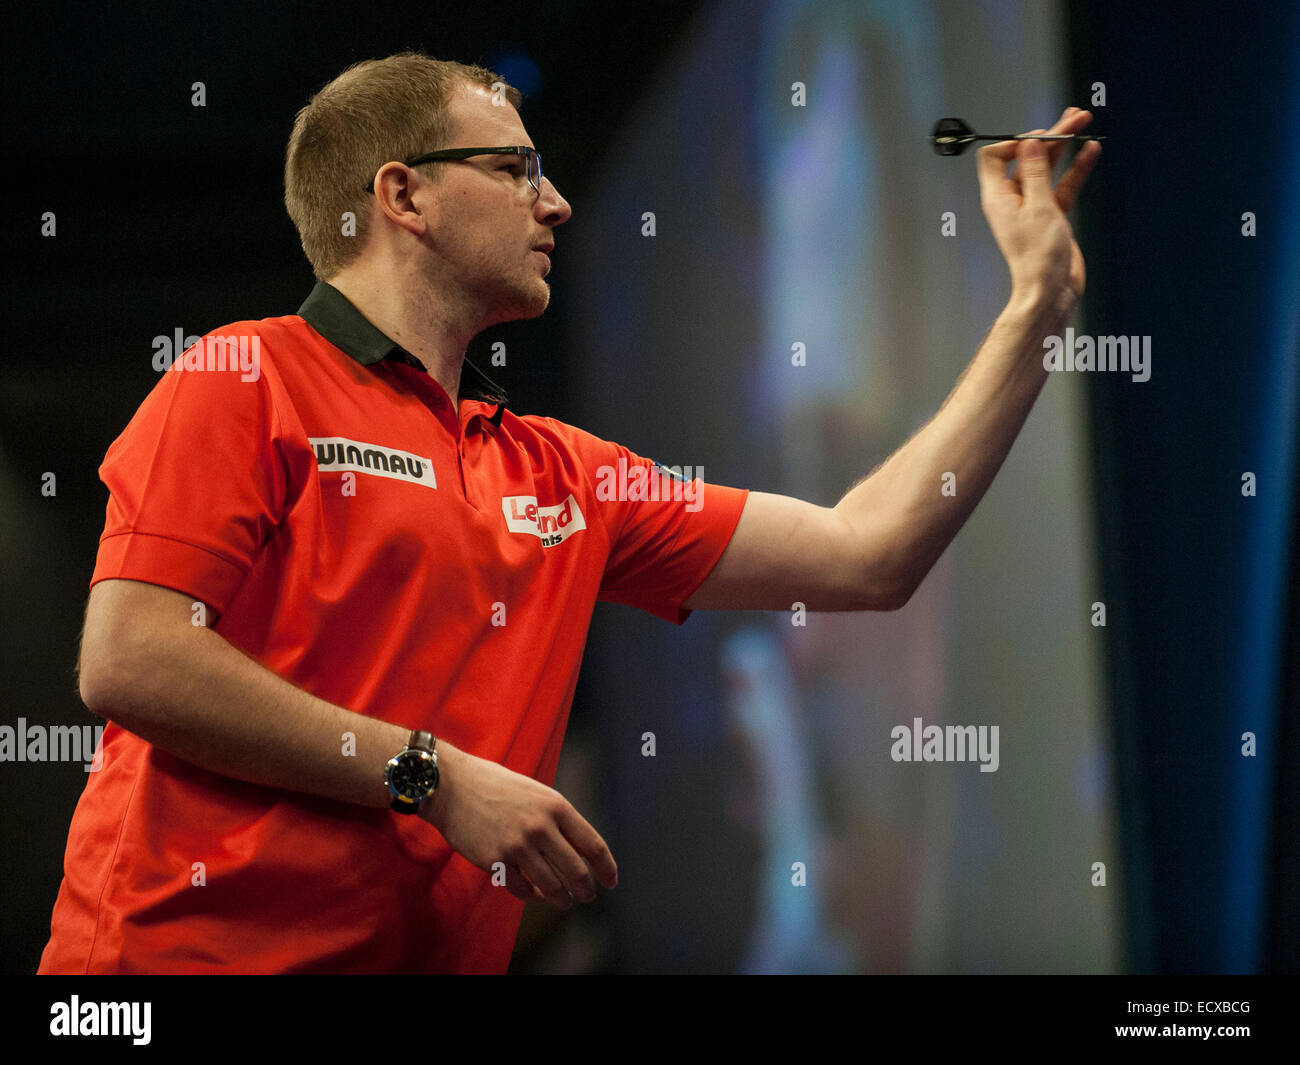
[{"xmin": 297, "ymin": 281, "xmax": 508, "ymax": 408}]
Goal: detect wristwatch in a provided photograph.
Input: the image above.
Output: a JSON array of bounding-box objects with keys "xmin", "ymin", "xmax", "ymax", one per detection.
[{"xmin": 385, "ymin": 730, "xmax": 440, "ymax": 815}]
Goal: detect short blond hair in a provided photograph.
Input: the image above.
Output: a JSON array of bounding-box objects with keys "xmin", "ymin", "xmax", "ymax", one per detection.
[{"xmin": 284, "ymin": 52, "xmax": 523, "ymax": 281}]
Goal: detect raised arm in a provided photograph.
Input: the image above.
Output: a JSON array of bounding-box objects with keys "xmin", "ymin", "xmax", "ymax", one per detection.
[{"xmin": 685, "ymin": 107, "xmax": 1100, "ymax": 613}]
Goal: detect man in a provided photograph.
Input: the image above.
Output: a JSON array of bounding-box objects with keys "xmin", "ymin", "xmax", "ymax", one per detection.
[{"xmin": 39, "ymin": 52, "xmax": 1098, "ymax": 974}]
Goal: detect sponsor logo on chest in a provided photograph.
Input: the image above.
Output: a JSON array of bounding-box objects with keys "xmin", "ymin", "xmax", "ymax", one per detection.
[
  {"xmin": 309, "ymin": 437, "xmax": 436, "ymax": 488},
  {"xmin": 502, "ymin": 494, "xmax": 586, "ymax": 548}
]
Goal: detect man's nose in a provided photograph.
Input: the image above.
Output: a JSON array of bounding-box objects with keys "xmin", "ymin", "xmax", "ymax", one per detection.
[{"xmin": 536, "ymin": 177, "xmax": 572, "ymax": 226}]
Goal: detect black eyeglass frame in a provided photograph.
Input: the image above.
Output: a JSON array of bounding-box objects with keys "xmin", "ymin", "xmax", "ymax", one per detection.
[{"xmin": 365, "ymin": 146, "xmax": 542, "ymax": 195}]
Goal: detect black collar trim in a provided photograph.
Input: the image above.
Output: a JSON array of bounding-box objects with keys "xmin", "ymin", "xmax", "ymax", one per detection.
[{"xmin": 297, "ymin": 282, "xmax": 509, "ymax": 407}]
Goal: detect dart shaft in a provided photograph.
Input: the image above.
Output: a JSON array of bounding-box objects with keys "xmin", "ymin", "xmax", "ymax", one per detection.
[
  {"xmin": 969, "ymin": 133, "xmax": 1105, "ymax": 142},
  {"xmin": 930, "ymin": 119, "xmax": 1105, "ymax": 157}
]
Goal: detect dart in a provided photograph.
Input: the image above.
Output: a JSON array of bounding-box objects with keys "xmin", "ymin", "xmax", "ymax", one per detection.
[{"xmin": 932, "ymin": 117, "xmax": 1105, "ymax": 156}]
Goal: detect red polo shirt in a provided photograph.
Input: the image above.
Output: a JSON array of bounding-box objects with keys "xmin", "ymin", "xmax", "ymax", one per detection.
[{"xmin": 38, "ymin": 283, "xmax": 748, "ymax": 974}]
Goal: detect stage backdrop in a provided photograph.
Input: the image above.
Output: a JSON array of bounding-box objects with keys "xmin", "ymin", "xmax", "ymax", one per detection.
[{"xmin": 564, "ymin": 0, "xmax": 1119, "ymax": 972}]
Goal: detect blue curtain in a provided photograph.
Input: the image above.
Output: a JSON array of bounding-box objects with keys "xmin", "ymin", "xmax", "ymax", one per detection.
[{"xmin": 1071, "ymin": 0, "xmax": 1300, "ymax": 972}]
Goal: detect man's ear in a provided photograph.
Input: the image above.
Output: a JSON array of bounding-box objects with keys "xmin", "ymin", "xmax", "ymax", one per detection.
[{"xmin": 372, "ymin": 163, "xmax": 432, "ymax": 239}]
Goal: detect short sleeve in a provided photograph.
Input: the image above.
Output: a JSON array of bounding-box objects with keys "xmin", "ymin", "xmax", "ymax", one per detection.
[
  {"xmin": 90, "ymin": 340, "xmax": 287, "ymax": 614},
  {"xmin": 583, "ymin": 435, "xmax": 748, "ymax": 625}
]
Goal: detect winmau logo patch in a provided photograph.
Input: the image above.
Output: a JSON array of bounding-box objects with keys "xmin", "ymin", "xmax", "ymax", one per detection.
[
  {"xmin": 502, "ymin": 494, "xmax": 586, "ymax": 548},
  {"xmin": 309, "ymin": 437, "xmax": 436, "ymax": 488}
]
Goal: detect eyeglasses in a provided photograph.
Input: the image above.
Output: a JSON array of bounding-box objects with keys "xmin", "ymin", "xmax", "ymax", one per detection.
[{"xmin": 365, "ymin": 145, "xmax": 543, "ymax": 196}]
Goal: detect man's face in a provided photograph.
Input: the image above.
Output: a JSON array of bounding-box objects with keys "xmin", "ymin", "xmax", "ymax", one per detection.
[{"xmin": 416, "ymin": 81, "xmax": 572, "ymax": 326}]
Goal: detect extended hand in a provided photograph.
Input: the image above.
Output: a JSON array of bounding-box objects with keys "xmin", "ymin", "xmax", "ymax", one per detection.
[
  {"xmin": 978, "ymin": 106, "xmax": 1101, "ymax": 310},
  {"xmin": 420, "ymin": 741, "xmax": 618, "ymax": 908}
]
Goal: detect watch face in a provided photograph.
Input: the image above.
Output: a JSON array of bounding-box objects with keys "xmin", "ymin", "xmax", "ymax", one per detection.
[{"xmin": 388, "ymin": 750, "xmax": 439, "ymax": 801}]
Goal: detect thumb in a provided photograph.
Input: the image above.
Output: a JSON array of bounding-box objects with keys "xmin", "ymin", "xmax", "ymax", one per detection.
[{"xmin": 1018, "ymin": 138, "xmax": 1053, "ymax": 203}]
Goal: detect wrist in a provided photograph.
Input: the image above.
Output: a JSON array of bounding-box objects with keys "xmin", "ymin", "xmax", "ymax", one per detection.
[
  {"xmin": 1006, "ymin": 281, "xmax": 1076, "ymax": 324},
  {"xmin": 419, "ymin": 739, "xmax": 459, "ymax": 828}
]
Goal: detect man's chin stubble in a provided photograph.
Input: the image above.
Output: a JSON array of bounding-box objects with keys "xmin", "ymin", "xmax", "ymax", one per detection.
[{"xmin": 497, "ymin": 284, "xmax": 550, "ymax": 324}]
